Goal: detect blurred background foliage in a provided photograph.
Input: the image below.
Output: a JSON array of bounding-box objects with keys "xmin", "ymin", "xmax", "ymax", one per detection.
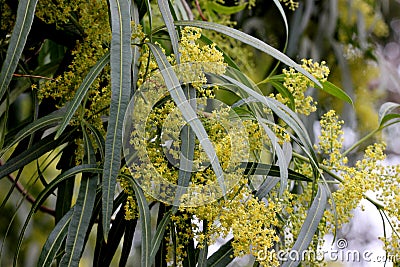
[{"xmin": 1, "ymin": 0, "xmax": 400, "ymax": 266}]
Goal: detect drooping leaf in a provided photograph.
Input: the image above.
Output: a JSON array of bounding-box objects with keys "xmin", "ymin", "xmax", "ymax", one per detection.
[
  {"xmin": 37, "ymin": 209, "xmax": 73, "ymax": 267},
  {"xmin": 158, "ymin": 0, "xmax": 180, "ymax": 63},
  {"xmin": 218, "ymin": 75, "xmax": 319, "ymax": 173},
  {"xmin": 0, "ymin": 111, "xmax": 64, "ymax": 158},
  {"xmin": 0, "ymin": 0, "xmax": 38, "ymax": 101},
  {"xmin": 242, "ymin": 162, "xmax": 311, "ymax": 182},
  {"xmin": 60, "ymin": 127, "xmax": 98, "ymax": 267},
  {"xmin": 206, "ymin": 239, "xmax": 234, "ymax": 267},
  {"xmin": 173, "ymin": 20, "xmax": 321, "ymax": 87},
  {"xmin": 125, "ymin": 174, "xmax": 152, "ymax": 267},
  {"xmin": 281, "ymin": 184, "xmax": 328, "ymax": 267},
  {"xmin": 321, "ymin": 81, "xmax": 353, "ymax": 106},
  {"xmin": 172, "ymin": 85, "xmax": 196, "ymax": 210},
  {"xmin": 0, "ymin": 130, "xmax": 75, "ymax": 180},
  {"xmin": 150, "ymin": 211, "xmax": 171, "ymax": 261},
  {"xmin": 148, "ymin": 43, "xmax": 226, "ymax": 197},
  {"xmin": 14, "ymin": 164, "xmax": 101, "ymax": 265},
  {"xmin": 103, "ymin": 0, "xmax": 132, "ymax": 241},
  {"xmin": 119, "ymin": 218, "xmax": 137, "ymax": 267},
  {"xmin": 378, "ymin": 102, "xmax": 400, "ymax": 127},
  {"xmin": 206, "ymin": 1, "xmax": 247, "ymax": 15},
  {"xmin": 197, "ymin": 220, "xmax": 208, "ymax": 267},
  {"xmin": 259, "ymin": 123, "xmax": 288, "ymax": 197}
]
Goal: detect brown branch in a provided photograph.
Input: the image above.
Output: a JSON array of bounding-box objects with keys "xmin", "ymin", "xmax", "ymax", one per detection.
[
  {"xmin": 12, "ymin": 73, "xmax": 55, "ymax": 81},
  {"xmin": 195, "ymin": 0, "xmax": 207, "ymax": 21},
  {"xmin": 1, "ymin": 160, "xmax": 56, "ymax": 216}
]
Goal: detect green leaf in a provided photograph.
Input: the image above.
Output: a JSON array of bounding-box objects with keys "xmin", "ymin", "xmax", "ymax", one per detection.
[
  {"xmin": 173, "ymin": 20, "xmax": 321, "ymax": 87},
  {"xmin": 102, "ymin": 205, "xmax": 128, "ymax": 266},
  {"xmin": 119, "ymin": 218, "xmax": 137, "ymax": 266},
  {"xmin": 148, "ymin": 43, "xmax": 227, "ymax": 197},
  {"xmin": 0, "ymin": 111, "xmax": 64, "ymax": 157},
  {"xmin": 150, "ymin": 211, "xmax": 171, "ymax": 261},
  {"xmin": 219, "ymin": 75, "xmax": 319, "ymax": 172},
  {"xmin": 199, "ymin": 35, "xmax": 240, "ymax": 70},
  {"xmin": 158, "ymin": 0, "xmax": 180, "ymax": 63},
  {"xmin": 55, "ymin": 52, "xmax": 110, "ymax": 139},
  {"xmin": 206, "ymin": 239, "xmax": 234, "ymax": 267},
  {"xmin": 242, "ymin": 162, "xmax": 311, "ymax": 182},
  {"xmin": 14, "ymin": 164, "xmax": 102, "ymax": 265},
  {"xmin": 173, "ymin": 85, "xmax": 196, "ymax": 210},
  {"xmin": 60, "ymin": 128, "xmax": 98, "ymax": 267},
  {"xmin": 128, "ymin": 175, "xmax": 152, "ymax": 267},
  {"xmin": 378, "ymin": 102, "xmax": 400, "ymax": 127},
  {"xmin": 0, "ymin": 131, "xmax": 74, "ymax": 180},
  {"xmin": 197, "ymin": 220, "xmax": 208, "ymax": 267},
  {"xmin": 268, "ymin": 79, "xmax": 295, "ymax": 110},
  {"xmin": 321, "ymin": 81, "xmax": 353, "ymax": 106},
  {"xmin": 206, "ymin": 2, "xmax": 246, "ymax": 15},
  {"xmin": 103, "ymin": 0, "xmax": 132, "ymax": 241},
  {"xmin": 37, "ymin": 209, "xmax": 73, "ymax": 267},
  {"xmin": 0, "ymin": 0, "xmax": 38, "ymax": 101},
  {"xmin": 281, "ymin": 184, "xmax": 328, "ymax": 267},
  {"xmin": 259, "ymin": 123, "xmax": 289, "ymax": 197}
]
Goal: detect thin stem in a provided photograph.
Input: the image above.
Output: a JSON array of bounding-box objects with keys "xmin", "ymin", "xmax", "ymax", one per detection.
[
  {"xmin": 342, "ymin": 128, "xmax": 379, "ymax": 157},
  {"xmin": 195, "ymin": 0, "xmax": 207, "ymax": 21}
]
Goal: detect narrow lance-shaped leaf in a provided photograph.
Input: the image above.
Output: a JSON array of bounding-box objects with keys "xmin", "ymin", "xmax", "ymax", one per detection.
[
  {"xmin": 14, "ymin": 164, "xmax": 101, "ymax": 265},
  {"xmin": 259, "ymin": 122, "xmax": 288, "ymax": 197},
  {"xmin": 0, "ymin": 111, "xmax": 64, "ymax": 157},
  {"xmin": 173, "ymin": 85, "xmax": 196, "ymax": 210},
  {"xmin": 150, "ymin": 211, "xmax": 172, "ymax": 261},
  {"xmin": 37, "ymin": 210, "xmax": 73, "ymax": 267},
  {"xmin": 218, "ymin": 75, "xmax": 319, "ymax": 173},
  {"xmin": 103, "ymin": 0, "xmax": 132, "ymax": 240},
  {"xmin": 148, "ymin": 43, "xmax": 227, "ymax": 197},
  {"xmin": 126, "ymin": 175, "xmax": 152, "ymax": 267},
  {"xmin": 158, "ymin": 0, "xmax": 180, "ymax": 63},
  {"xmin": 378, "ymin": 102, "xmax": 400, "ymax": 127},
  {"xmin": 56, "ymin": 52, "xmax": 110, "ymax": 139},
  {"xmin": 281, "ymin": 184, "xmax": 328, "ymax": 267},
  {"xmin": 0, "ymin": 0, "xmax": 38, "ymax": 101},
  {"xmin": 0, "ymin": 131, "xmax": 73, "ymax": 180},
  {"xmin": 60, "ymin": 128, "xmax": 98, "ymax": 266},
  {"xmin": 206, "ymin": 239, "xmax": 234, "ymax": 267},
  {"xmin": 321, "ymin": 81, "xmax": 353, "ymax": 106},
  {"xmin": 173, "ymin": 20, "xmax": 321, "ymax": 87}
]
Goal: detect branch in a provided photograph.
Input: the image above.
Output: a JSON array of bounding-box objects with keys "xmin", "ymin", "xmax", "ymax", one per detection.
[
  {"xmin": 195, "ymin": 0, "xmax": 207, "ymax": 21},
  {"xmin": 1, "ymin": 159, "xmax": 56, "ymax": 216}
]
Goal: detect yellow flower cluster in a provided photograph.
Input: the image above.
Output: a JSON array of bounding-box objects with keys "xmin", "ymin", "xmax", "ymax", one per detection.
[
  {"xmin": 36, "ymin": 0, "xmax": 111, "ymax": 117},
  {"xmin": 280, "ymin": 0, "xmax": 299, "ymax": 11},
  {"xmin": 35, "ymin": 0, "xmax": 78, "ymax": 26},
  {"xmin": 184, "ymin": 184, "xmax": 282, "ymax": 267},
  {"xmin": 315, "ymin": 111, "xmax": 395, "ymax": 233},
  {"xmin": 316, "ymin": 110, "xmax": 346, "ymax": 167},
  {"xmin": 277, "ymin": 59, "xmax": 330, "ymax": 115},
  {"xmin": 118, "ymin": 175, "xmax": 138, "ymax": 220}
]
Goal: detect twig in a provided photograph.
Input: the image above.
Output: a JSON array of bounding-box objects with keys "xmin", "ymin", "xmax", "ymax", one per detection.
[
  {"xmin": 12, "ymin": 73, "xmax": 55, "ymax": 81},
  {"xmin": 1, "ymin": 160, "xmax": 55, "ymax": 216},
  {"xmin": 195, "ymin": 0, "xmax": 207, "ymax": 21}
]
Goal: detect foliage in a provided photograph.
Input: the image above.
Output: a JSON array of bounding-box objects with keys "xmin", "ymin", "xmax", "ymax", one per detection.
[{"xmin": 0, "ymin": 0, "xmax": 399, "ymax": 266}]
